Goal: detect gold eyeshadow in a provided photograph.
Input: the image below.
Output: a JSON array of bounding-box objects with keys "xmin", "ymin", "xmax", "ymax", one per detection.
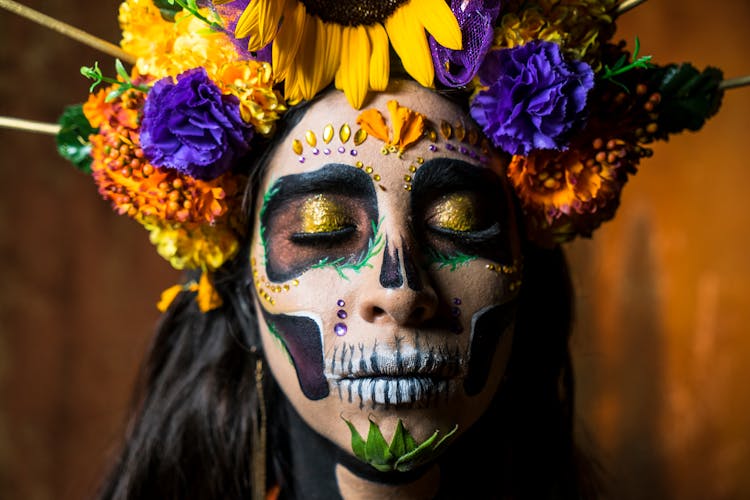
[
  {"xmin": 430, "ymin": 193, "xmax": 480, "ymax": 232},
  {"xmin": 299, "ymin": 194, "xmax": 351, "ymax": 233}
]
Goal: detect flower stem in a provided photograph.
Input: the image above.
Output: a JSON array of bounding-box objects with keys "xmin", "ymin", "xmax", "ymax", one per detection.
[
  {"xmin": 615, "ymin": 0, "xmax": 649, "ymax": 16},
  {"xmin": 719, "ymin": 75, "xmax": 750, "ymax": 91},
  {"xmin": 0, "ymin": 116, "xmax": 60, "ymax": 135}
]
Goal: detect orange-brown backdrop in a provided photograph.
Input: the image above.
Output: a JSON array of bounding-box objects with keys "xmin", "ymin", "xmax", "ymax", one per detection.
[{"xmin": 1, "ymin": 1, "xmax": 748, "ymax": 499}]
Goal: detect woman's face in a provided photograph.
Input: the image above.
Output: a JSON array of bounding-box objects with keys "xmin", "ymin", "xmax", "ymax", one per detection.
[{"xmin": 250, "ymin": 81, "xmax": 522, "ymax": 463}]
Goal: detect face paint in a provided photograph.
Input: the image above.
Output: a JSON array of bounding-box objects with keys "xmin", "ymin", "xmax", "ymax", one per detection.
[{"xmin": 250, "ymin": 81, "xmax": 522, "ymax": 468}]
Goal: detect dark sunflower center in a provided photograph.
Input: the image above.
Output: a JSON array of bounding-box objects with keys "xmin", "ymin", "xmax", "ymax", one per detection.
[{"xmin": 301, "ymin": 0, "xmax": 408, "ymax": 26}]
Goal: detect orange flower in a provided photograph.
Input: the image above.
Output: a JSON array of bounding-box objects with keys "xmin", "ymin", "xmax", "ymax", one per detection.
[{"xmin": 356, "ymin": 100, "xmax": 425, "ymax": 154}]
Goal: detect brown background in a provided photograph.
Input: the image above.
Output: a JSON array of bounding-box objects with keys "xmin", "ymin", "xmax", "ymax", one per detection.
[{"xmin": 0, "ymin": 1, "xmax": 748, "ymax": 499}]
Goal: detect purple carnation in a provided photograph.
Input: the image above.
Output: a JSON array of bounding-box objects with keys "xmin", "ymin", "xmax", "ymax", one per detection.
[
  {"xmin": 429, "ymin": 0, "xmax": 501, "ymax": 87},
  {"xmin": 470, "ymin": 40, "xmax": 595, "ymax": 156},
  {"xmin": 140, "ymin": 68, "xmax": 253, "ymax": 180}
]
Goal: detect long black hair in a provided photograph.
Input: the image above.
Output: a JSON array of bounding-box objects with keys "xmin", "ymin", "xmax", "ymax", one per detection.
[{"xmin": 94, "ymin": 90, "xmax": 601, "ymax": 500}]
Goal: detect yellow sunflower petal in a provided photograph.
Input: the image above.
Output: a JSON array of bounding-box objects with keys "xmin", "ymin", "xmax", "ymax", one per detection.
[
  {"xmin": 410, "ymin": 0, "xmax": 462, "ymax": 50},
  {"xmin": 384, "ymin": 3, "xmax": 434, "ymax": 87},
  {"xmin": 272, "ymin": 0, "xmax": 306, "ymax": 81},
  {"xmin": 292, "ymin": 12, "xmax": 323, "ymax": 100},
  {"xmin": 367, "ymin": 24, "xmax": 390, "ymax": 92},
  {"xmin": 336, "ymin": 25, "xmax": 371, "ymax": 108},
  {"xmin": 319, "ymin": 21, "xmax": 342, "ymax": 93},
  {"xmin": 240, "ymin": 0, "xmax": 286, "ymax": 51}
]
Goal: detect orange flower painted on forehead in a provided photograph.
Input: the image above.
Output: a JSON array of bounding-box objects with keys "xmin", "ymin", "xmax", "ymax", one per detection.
[{"xmin": 356, "ymin": 100, "xmax": 425, "ymax": 155}]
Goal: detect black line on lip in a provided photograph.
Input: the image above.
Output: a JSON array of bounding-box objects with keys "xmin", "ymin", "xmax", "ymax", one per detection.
[
  {"xmin": 395, "ymin": 335, "xmax": 404, "ymax": 373},
  {"xmin": 339, "ymin": 344, "xmax": 347, "ymax": 376},
  {"xmin": 370, "ymin": 340, "xmax": 379, "ymax": 373},
  {"xmin": 358, "ymin": 344, "xmax": 366, "ymax": 373},
  {"xmin": 347, "ymin": 344, "xmax": 354, "ymax": 375},
  {"xmin": 331, "ymin": 345, "xmax": 338, "ymax": 375},
  {"xmin": 358, "ymin": 379, "xmax": 365, "ymax": 410}
]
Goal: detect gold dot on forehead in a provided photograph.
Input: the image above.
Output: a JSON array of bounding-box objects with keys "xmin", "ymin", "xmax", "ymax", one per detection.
[
  {"xmin": 354, "ymin": 128, "xmax": 368, "ymax": 146},
  {"xmin": 292, "ymin": 139, "xmax": 303, "ymax": 155},
  {"xmin": 440, "ymin": 120, "xmax": 453, "ymax": 140},
  {"xmin": 323, "ymin": 124, "xmax": 334, "ymax": 144},
  {"xmin": 340, "ymin": 123, "xmax": 351, "ymax": 143},
  {"xmin": 305, "ymin": 130, "xmax": 317, "ymax": 147},
  {"xmin": 355, "ymin": 161, "xmax": 364, "ymax": 168},
  {"xmin": 364, "ymin": 166, "xmax": 373, "ymax": 174}
]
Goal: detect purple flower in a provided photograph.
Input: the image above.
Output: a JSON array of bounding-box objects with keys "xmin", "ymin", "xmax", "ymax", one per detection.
[
  {"xmin": 470, "ymin": 40, "xmax": 595, "ymax": 156},
  {"xmin": 429, "ymin": 0, "xmax": 501, "ymax": 87},
  {"xmin": 140, "ymin": 68, "xmax": 253, "ymax": 180}
]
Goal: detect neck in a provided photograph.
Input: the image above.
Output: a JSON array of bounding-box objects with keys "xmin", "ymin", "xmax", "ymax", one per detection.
[{"xmin": 274, "ymin": 397, "xmax": 441, "ymax": 499}]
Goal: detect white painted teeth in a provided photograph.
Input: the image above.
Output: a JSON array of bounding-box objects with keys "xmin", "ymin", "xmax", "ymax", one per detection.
[{"xmin": 335, "ymin": 376, "xmax": 452, "ymax": 407}]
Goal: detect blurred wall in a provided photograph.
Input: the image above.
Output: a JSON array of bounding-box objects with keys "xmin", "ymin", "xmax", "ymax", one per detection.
[{"xmin": 0, "ymin": 1, "xmax": 748, "ymax": 499}]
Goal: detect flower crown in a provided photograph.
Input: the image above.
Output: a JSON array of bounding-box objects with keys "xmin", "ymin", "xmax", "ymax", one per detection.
[{"xmin": 46, "ymin": 0, "xmax": 731, "ymax": 311}]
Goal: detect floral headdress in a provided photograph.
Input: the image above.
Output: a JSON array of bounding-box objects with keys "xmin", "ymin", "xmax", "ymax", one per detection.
[{"xmin": 4, "ymin": 0, "xmax": 744, "ymax": 312}]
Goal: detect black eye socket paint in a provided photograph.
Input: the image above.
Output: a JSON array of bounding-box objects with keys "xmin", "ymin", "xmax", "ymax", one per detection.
[
  {"xmin": 260, "ymin": 163, "xmax": 379, "ymax": 282},
  {"xmin": 464, "ymin": 302, "xmax": 517, "ymax": 395},
  {"xmin": 410, "ymin": 158, "xmax": 514, "ymax": 264}
]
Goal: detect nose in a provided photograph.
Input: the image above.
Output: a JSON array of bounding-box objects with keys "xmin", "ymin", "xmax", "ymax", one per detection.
[{"xmin": 358, "ymin": 237, "xmax": 438, "ymax": 326}]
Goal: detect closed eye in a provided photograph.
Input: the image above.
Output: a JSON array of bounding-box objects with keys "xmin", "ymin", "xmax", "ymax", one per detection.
[
  {"xmin": 427, "ymin": 222, "xmax": 502, "ymax": 242},
  {"xmin": 290, "ymin": 226, "xmax": 357, "ymax": 245}
]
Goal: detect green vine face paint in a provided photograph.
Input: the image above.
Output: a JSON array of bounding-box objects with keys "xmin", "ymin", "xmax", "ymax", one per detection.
[{"xmin": 249, "ymin": 81, "xmax": 523, "ymax": 467}]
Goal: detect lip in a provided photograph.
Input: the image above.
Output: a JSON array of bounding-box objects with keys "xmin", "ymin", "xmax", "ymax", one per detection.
[
  {"xmin": 333, "ymin": 376, "xmax": 456, "ymax": 408},
  {"xmin": 325, "ymin": 344, "xmax": 464, "ymax": 407}
]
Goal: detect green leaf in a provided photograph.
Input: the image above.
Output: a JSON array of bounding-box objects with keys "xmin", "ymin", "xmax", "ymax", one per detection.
[
  {"xmin": 114, "ymin": 59, "xmax": 130, "ymax": 82},
  {"xmin": 343, "ymin": 418, "xmax": 367, "ymax": 461},
  {"xmin": 151, "ymin": 0, "xmax": 182, "ymax": 22},
  {"xmin": 364, "ymin": 419, "xmax": 393, "ymax": 466},
  {"xmin": 388, "ymin": 419, "xmax": 410, "ymax": 457},
  {"xmin": 55, "ymin": 105, "xmax": 97, "ymax": 173},
  {"xmin": 651, "ymin": 63, "xmax": 724, "ymax": 134}
]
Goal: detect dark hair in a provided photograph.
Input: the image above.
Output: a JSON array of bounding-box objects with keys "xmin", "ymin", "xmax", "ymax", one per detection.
[{"xmin": 95, "ymin": 90, "xmax": 601, "ymax": 500}]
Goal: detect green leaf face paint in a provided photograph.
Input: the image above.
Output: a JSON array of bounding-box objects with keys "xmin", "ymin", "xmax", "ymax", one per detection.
[{"xmin": 344, "ymin": 418, "xmax": 458, "ymax": 472}]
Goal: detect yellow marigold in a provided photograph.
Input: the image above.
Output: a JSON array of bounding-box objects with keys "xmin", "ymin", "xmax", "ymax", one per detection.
[
  {"xmin": 217, "ymin": 61, "xmax": 287, "ymax": 136},
  {"xmin": 495, "ymin": 0, "xmax": 617, "ymax": 69},
  {"xmin": 119, "ymin": 0, "xmax": 239, "ymax": 80},
  {"xmin": 145, "ymin": 217, "xmax": 241, "ymax": 271}
]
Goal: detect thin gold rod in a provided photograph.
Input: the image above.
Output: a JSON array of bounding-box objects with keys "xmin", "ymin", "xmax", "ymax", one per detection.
[
  {"xmin": 0, "ymin": 0, "xmax": 135, "ymax": 64},
  {"xmin": 719, "ymin": 75, "xmax": 750, "ymax": 91},
  {"xmin": 615, "ymin": 0, "xmax": 649, "ymax": 16},
  {"xmin": 0, "ymin": 116, "xmax": 60, "ymax": 135}
]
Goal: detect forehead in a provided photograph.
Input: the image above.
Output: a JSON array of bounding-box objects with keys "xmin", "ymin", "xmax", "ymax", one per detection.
[{"xmin": 259, "ymin": 81, "xmax": 504, "ymax": 186}]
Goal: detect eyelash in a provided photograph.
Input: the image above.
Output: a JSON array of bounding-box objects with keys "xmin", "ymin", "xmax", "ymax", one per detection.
[
  {"xmin": 290, "ymin": 226, "xmax": 357, "ymax": 245},
  {"xmin": 427, "ymin": 221, "xmax": 502, "ymax": 242}
]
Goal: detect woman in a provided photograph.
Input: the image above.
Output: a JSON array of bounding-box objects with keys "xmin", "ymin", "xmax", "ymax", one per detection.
[
  {"xmin": 37, "ymin": 0, "xmax": 729, "ymax": 498},
  {"xmin": 95, "ymin": 80, "xmax": 592, "ymax": 499}
]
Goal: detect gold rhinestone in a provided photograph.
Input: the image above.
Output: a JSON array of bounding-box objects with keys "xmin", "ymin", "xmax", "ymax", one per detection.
[
  {"xmin": 486, "ymin": 264, "xmax": 496, "ymax": 271},
  {"xmin": 323, "ymin": 124, "xmax": 334, "ymax": 144},
  {"xmin": 283, "ymin": 284, "xmax": 290, "ymax": 291},
  {"xmin": 409, "ymin": 165, "xmax": 417, "ymax": 172},
  {"xmin": 339, "ymin": 123, "xmax": 351, "ymax": 143},
  {"xmin": 467, "ymin": 128, "xmax": 479, "ymax": 145},
  {"xmin": 403, "ymin": 175, "xmax": 412, "ymax": 181},
  {"xmin": 416, "ymin": 157, "xmax": 424, "ymax": 164},
  {"xmin": 454, "ymin": 123, "xmax": 465, "ymax": 141},
  {"xmin": 354, "ymin": 128, "xmax": 367, "ymax": 145},
  {"xmin": 293, "ymin": 279, "xmax": 299, "ymax": 286},
  {"xmin": 440, "ymin": 121, "xmax": 453, "ymax": 140},
  {"xmin": 364, "ymin": 166, "xmax": 373, "ymax": 174},
  {"xmin": 403, "ymin": 184, "xmax": 412, "ymax": 191},
  {"xmin": 305, "ymin": 130, "xmax": 317, "ymax": 147},
  {"xmin": 373, "ymin": 174, "xmax": 381, "ymax": 181},
  {"xmin": 292, "ymin": 139, "xmax": 303, "ymax": 155},
  {"xmin": 355, "ymin": 161, "xmax": 364, "ymax": 168},
  {"xmin": 427, "ymin": 128, "xmax": 438, "ymax": 142}
]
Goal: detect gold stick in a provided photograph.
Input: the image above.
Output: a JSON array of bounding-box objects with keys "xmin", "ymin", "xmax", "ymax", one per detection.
[
  {"xmin": 0, "ymin": 0, "xmax": 135, "ymax": 64},
  {"xmin": 0, "ymin": 116, "xmax": 60, "ymax": 135},
  {"xmin": 719, "ymin": 75, "xmax": 750, "ymax": 91},
  {"xmin": 615, "ymin": 0, "xmax": 649, "ymax": 16}
]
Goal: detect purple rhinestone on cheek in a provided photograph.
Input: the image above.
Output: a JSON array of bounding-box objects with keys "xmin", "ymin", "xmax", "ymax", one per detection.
[
  {"xmin": 453, "ymin": 297, "xmax": 462, "ymax": 305},
  {"xmin": 334, "ymin": 323, "xmax": 348, "ymax": 336},
  {"xmin": 337, "ymin": 309, "xmax": 348, "ymax": 319},
  {"xmin": 337, "ymin": 299, "xmax": 345, "ymax": 307},
  {"xmin": 350, "ymin": 149, "xmax": 358, "ymax": 156}
]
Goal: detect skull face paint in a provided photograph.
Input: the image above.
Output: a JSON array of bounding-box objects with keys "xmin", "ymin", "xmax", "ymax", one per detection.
[{"xmin": 250, "ymin": 81, "xmax": 523, "ymax": 460}]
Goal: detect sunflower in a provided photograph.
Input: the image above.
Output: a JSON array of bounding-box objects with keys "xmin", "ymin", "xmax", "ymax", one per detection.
[{"xmin": 229, "ymin": 0, "xmax": 462, "ymax": 108}]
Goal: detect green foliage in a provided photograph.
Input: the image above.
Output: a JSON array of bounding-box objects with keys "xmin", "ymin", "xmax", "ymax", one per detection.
[
  {"xmin": 651, "ymin": 63, "xmax": 724, "ymax": 135},
  {"xmin": 80, "ymin": 60, "xmax": 150, "ymax": 102},
  {"xmin": 344, "ymin": 417, "xmax": 458, "ymax": 472},
  {"xmin": 601, "ymin": 37, "xmax": 654, "ymax": 92},
  {"xmin": 55, "ymin": 105, "xmax": 97, "ymax": 173},
  {"xmin": 151, "ymin": 0, "xmax": 183, "ymax": 21}
]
